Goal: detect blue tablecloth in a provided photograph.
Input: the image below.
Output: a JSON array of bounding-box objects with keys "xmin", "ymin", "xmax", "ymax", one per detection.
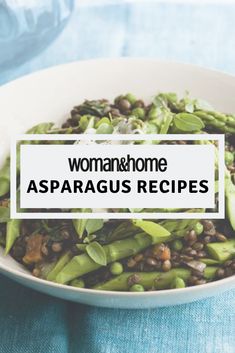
[{"xmin": 1, "ymin": 1, "xmax": 235, "ymax": 352}]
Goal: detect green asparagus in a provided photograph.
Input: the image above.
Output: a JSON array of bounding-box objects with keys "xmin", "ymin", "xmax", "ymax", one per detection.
[
  {"xmin": 93, "ymin": 267, "xmax": 218, "ymax": 291},
  {"xmin": 56, "ymin": 227, "xmax": 171, "ymax": 284},
  {"xmin": 207, "ymin": 240, "xmax": 235, "ymax": 262}
]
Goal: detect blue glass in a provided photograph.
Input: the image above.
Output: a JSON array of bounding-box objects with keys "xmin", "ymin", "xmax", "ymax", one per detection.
[{"xmin": 0, "ymin": 0, "xmax": 74, "ymax": 71}]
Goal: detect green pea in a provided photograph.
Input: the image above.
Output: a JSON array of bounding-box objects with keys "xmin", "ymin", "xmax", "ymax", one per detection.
[
  {"xmin": 110, "ymin": 262, "xmax": 123, "ymax": 275},
  {"xmin": 130, "ymin": 284, "xmax": 145, "ymax": 292},
  {"xmin": 172, "ymin": 239, "xmax": 183, "ymax": 251},
  {"xmin": 70, "ymin": 279, "xmax": 85, "ymax": 288},
  {"xmin": 125, "ymin": 93, "xmax": 137, "ymax": 105},
  {"xmin": 132, "ymin": 107, "xmax": 145, "ymax": 119},
  {"xmin": 225, "ymin": 151, "xmax": 234, "ymax": 166},
  {"xmin": 96, "ymin": 123, "xmax": 113, "ymax": 134},
  {"xmin": 194, "ymin": 222, "xmax": 204, "ymax": 235},
  {"xmin": 172, "ymin": 277, "xmax": 186, "ymax": 289}
]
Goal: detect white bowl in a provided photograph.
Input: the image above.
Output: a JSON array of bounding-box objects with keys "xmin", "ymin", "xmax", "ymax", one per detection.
[{"xmin": 0, "ymin": 58, "xmax": 235, "ymax": 308}]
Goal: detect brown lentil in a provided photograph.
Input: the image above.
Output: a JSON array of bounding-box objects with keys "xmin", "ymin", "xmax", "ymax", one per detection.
[
  {"xmin": 52, "ymin": 242, "xmax": 63, "ymax": 253},
  {"xmin": 162, "ymin": 260, "xmax": 172, "ymax": 272},
  {"xmin": 134, "ymin": 253, "xmax": 144, "ymax": 262},
  {"xmin": 188, "ymin": 276, "xmax": 199, "ymax": 285},
  {"xmin": 216, "ymin": 268, "xmax": 225, "ymax": 278},
  {"xmin": 61, "ymin": 229, "xmax": 70, "ymax": 239},
  {"xmin": 185, "ymin": 230, "xmax": 197, "ymax": 244},
  {"xmin": 196, "ymin": 250, "xmax": 207, "ymax": 258},
  {"xmin": 192, "ymin": 242, "xmax": 204, "ymax": 251},
  {"xmin": 152, "ymin": 243, "xmax": 165, "ymax": 258},
  {"xmin": 180, "ymin": 255, "xmax": 194, "ymax": 262},
  {"xmin": 127, "ymin": 258, "xmax": 137, "ymax": 268},
  {"xmin": 215, "ymin": 232, "xmax": 227, "ymax": 242},
  {"xmin": 133, "ymin": 100, "xmax": 145, "ymax": 108},
  {"xmin": 202, "ymin": 220, "xmax": 214, "ymax": 231},
  {"xmin": 118, "ymin": 98, "xmax": 131, "ymax": 113},
  {"xmin": 32, "ymin": 268, "xmax": 40, "ymax": 277},
  {"xmin": 146, "ymin": 257, "xmax": 158, "ymax": 267},
  {"xmin": 203, "ymin": 236, "xmax": 212, "ymax": 244}
]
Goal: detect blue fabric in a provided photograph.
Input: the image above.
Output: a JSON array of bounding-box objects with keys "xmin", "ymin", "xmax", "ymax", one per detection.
[{"xmin": 0, "ymin": 1, "xmax": 235, "ymax": 352}]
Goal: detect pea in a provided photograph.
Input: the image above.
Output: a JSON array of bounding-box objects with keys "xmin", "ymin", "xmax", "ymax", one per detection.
[
  {"xmin": 110, "ymin": 262, "xmax": 123, "ymax": 275},
  {"xmin": 194, "ymin": 222, "xmax": 204, "ymax": 235},
  {"xmin": 96, "ymin": 123, "xmax": 113, "ymax": 134},
  {"xmin": 70, "ymin": 279, "xmax": 85, "ymax": 288},
  {"xmin": 172, "ymin": 277, "xmax": 186, "ymax": 289},
  {"xmin": 132, "ymin": 107, "xmax": 145, "ymax": 119},
  {"xmin": 172, "ymin": 239, "xmax": 183, "ymax": 251},
  {"xmin": 225, "ymin": 151, "xmax": 234, "ymax": 166},
  {"xmin": 130, "ymin": 284, "xmax": 145, "ymax": 292},
  {"xmin": 125, "ymin": 93, "xmax": 137, "ymax": 105}
]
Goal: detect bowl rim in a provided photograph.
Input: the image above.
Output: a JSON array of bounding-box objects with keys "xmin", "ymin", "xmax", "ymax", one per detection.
[
  {"xmin": 1, "ymin": 56, "xmax": 235, "ymax": 91},
  {"xmin": 0, "ymin": 57, "xmax": 235, "ymax": 298}
]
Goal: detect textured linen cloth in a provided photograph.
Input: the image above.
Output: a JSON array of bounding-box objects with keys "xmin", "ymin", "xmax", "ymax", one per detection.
[{"xmin": 0, "ymin": 1, "xmax": 235, "ymax": 352}]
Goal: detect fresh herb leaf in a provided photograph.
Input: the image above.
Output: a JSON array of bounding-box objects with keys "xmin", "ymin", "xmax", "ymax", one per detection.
[
  {"xmin": 84, "ymin": 234, "xmax": 97, "ymax": 243},
  {"xmin": 72, "ymin": 208, "xmax": 91, "ymax": 238},
  {"xmin": 86, "ymin": 241, "xmax": 107, "ymax": 265},
  {"xmin": 132, "ymin": 220, "xmax": 170, "ymax": 243},
  {"xmin": 86, "ymin": 219, "xmax": 104, "ymax": 235},
  {"xmin": 174, "ymin": 113, "xmax": 204, "ymax": 132}
]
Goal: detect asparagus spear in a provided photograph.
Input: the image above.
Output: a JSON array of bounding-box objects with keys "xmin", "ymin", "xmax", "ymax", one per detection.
[
  {"xmin": 55, "ymin": 219, "xmax": 200, "ymax": 284},
  {"xmin": 5, "ymin": 219, "xmax": 22, "ymax": 255},
  {"xmin": 192, "ymin": 111, "xmax": 235, "ymax": 133},
  {"xmin": 46, "ymin": 251, "xmax": 72, "ymax": 281},
  {"xmin": 56, "ymin": 229, "xmax": 171, "ymax": 284},
  {"xmin": 0, "ymin": 123, "xmax": 55, "ymax": 199},
  {"xmin": 0, "ymin": 158, "xmax": 10, "ymax": 197},
  {"xmin": 225, "ymin": 171, "xmax": 235, "ymax": 231},
  {"xmin": 206, "ymin": 239, "xmax": 235, "ymax": 262},
  {"xmin": 93, "ymin": 267, "xmax": 218, "ymax": 291}
]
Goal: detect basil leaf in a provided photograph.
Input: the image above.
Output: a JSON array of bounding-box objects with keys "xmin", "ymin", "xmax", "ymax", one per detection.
[
  {"xmin": 86, "ymin": 241, "xmax": 107, "ymax": 266},
  {"xmin": 84, "ymin": 234, "xmax": 97, "ymax": 243},
  {"xmin": 174, "ymin": 113, "xmax": 204, "ymax": 132},
  {"xmin": 96, "ymin": 117, "xmax": 111, "ymax": 128},
  {"xmin": 0, "ymin": 206, "xmax": 10, "ymax": 223},
  {"xmin": 86, "ymin": 219, "xmax": 104, "ymax": 235},
  {"xmin": 73, "ymin": 219, "xmax": 87, "ymax": 238},
  {"xmin": 96, "ymin": 123, "xmax": 113, "ymax": 134},
  {"xmin": 72, "ymin": 208, "xmax": 91, "ymax": 238},
  {"xmin": 132, "ymin": 220, "xmax": 170, "ymax": 243}
]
